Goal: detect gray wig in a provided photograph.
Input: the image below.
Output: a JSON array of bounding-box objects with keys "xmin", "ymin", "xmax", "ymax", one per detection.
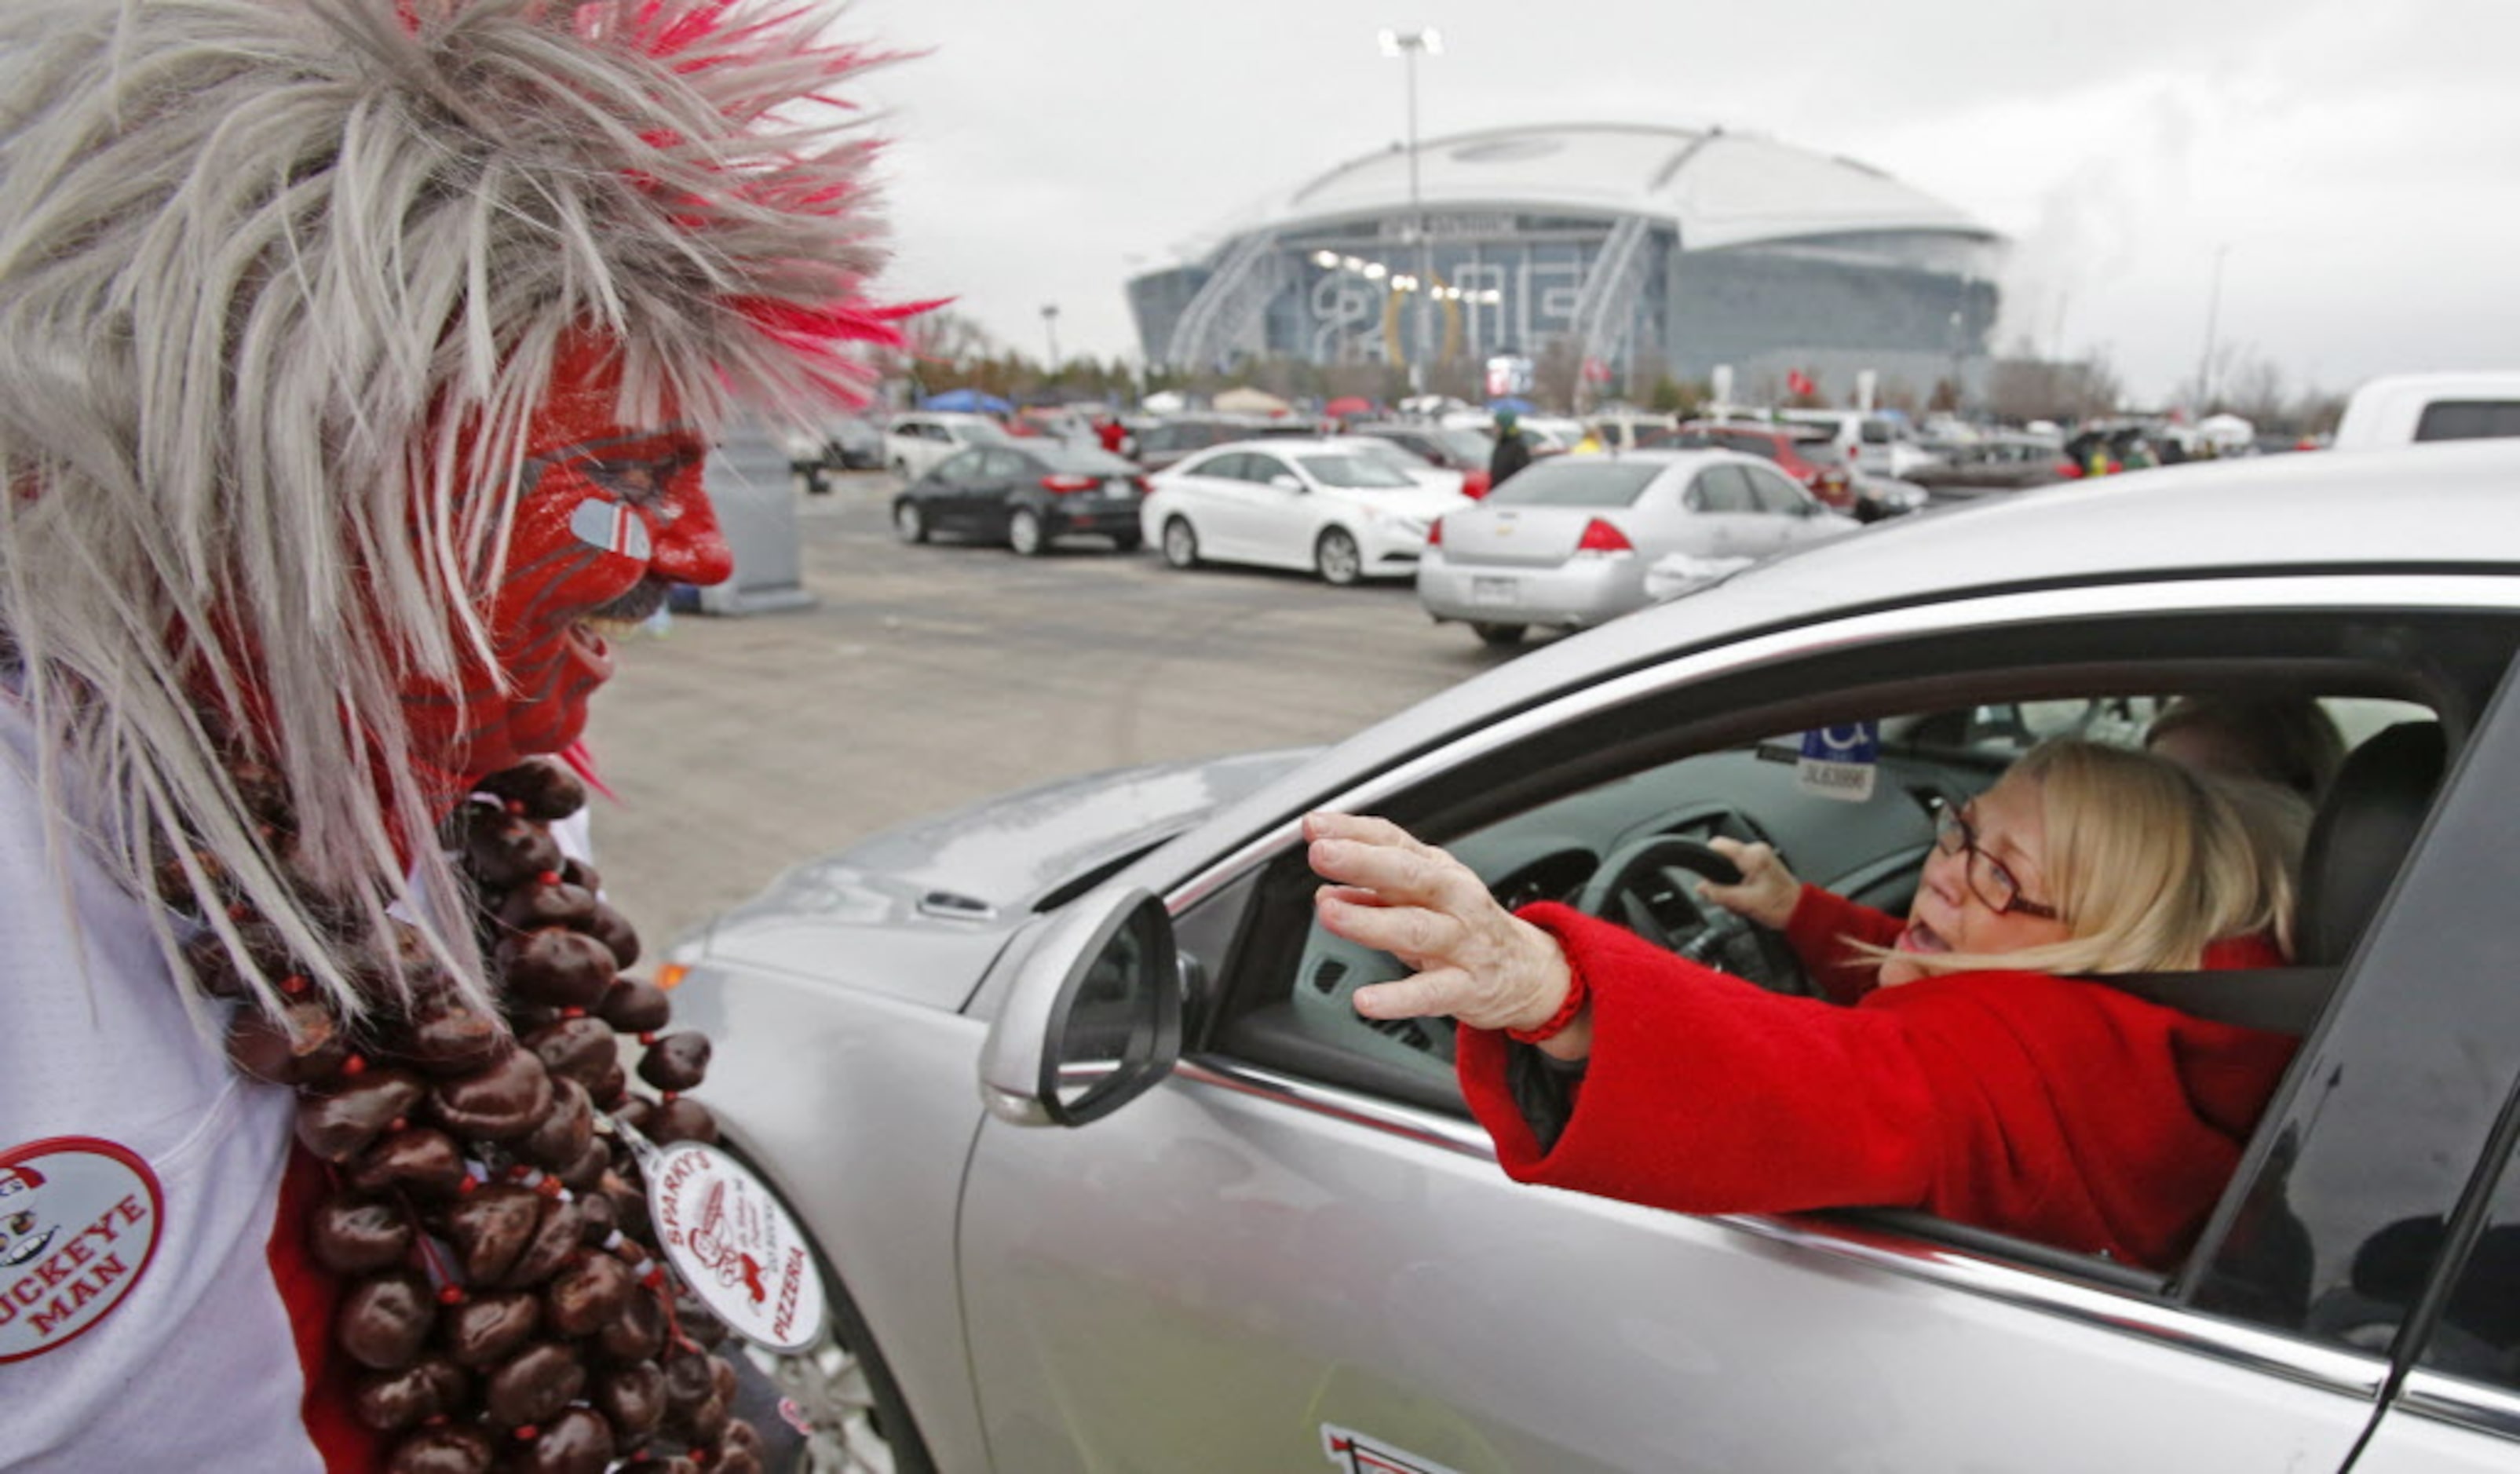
[{"xmin": 0, "ymin": 0, "xmax": 907, "ymax": 1020}]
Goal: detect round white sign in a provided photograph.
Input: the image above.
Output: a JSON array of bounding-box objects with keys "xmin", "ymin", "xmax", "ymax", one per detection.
[
  {"xmin": 0, "ymin": 1137, "xmax": 165, "ymax": 1364},
  {"xmin": 645, "ymin": 1142, "xmax": 827, "ymax": 1353}
]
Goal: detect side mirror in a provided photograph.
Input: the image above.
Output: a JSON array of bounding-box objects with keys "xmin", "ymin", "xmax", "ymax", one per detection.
[
  {"xmin": 979, "ymin": 888, "xmax": 1181, "ymax": 1128},
  {"xmin": 1269, "ymin": 474, "xmax": 1305, "ymax": 492}
]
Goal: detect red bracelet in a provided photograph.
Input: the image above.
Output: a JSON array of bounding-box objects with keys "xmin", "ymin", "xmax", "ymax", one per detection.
[{"xmin": 1507, "ymin": 968, "xmax": 1590, "ymax": 1044}]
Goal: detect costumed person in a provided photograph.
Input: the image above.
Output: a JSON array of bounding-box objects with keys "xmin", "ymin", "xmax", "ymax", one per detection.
[
  {"xmin": 0, "ymin": 2, "xmax": 915, "ymax": 1470},
  {"xmin": 1306, "ymin": 739, "xmax": 2300, "ymax": 1271},
  {"xmin": 1488, "ymin": 409, "xmax": 1533, "ymax": 488}
]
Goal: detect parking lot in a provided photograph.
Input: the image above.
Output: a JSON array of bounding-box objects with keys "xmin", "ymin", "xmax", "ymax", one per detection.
[{"xmin": 583, "ymin": 469, "xmax": 1521, "ymax": 949}]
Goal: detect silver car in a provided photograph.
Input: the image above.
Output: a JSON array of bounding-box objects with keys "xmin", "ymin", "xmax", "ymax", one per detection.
[
  {"xmin": 671, "ymin": 441, "xmax": 2520, "ymax": 1474},
  {"xmin": 1415, "ymin": 449, "xmax": 1856, "ymax": 647}
]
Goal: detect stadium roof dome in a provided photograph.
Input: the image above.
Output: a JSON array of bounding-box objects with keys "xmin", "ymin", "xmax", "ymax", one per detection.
[{"xmin": 1223, "ymin": 121, "xmax": 1993, "ymax": 254}]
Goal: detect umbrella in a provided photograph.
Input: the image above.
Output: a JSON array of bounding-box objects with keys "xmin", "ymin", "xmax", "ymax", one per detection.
[
  {"xmin": 920, "ymin": 387, "xmax": 1013, "ymax": 414},
  {"xmin": 1487, "ymin": 396, "xmax": 1536, "ymax": 415},
  {"xmin": 1214, "ymin": 385, "xmax": 1293, "ymax": 416},
  {"xmin": 1324, "ymin": 396, "xmax": 1375, "ymax": 418}
]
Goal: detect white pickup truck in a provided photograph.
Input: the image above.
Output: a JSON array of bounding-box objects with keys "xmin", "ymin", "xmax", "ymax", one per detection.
[{"xmin": 2332, "ymin": 373, "xmax": 2520, "ymax": 449}]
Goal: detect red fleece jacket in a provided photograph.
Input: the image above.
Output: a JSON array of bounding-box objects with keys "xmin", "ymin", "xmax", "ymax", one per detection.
[{"xmin": 1456, "ymin": 888, "xmax": 2298, "ymax": 1268}]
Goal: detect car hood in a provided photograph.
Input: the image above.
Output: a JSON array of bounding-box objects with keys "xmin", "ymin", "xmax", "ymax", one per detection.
[{"xmin": 684, "ymin": 747, "xmax": 1317, "ymax": 1009}]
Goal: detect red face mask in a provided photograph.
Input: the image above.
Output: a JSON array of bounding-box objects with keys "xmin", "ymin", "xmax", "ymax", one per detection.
[{"xmin": 403, "ymin": 334, "xmax": 732, "ymax": 783}]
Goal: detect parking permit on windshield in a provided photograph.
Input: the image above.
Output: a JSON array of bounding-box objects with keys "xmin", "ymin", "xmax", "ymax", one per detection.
[{"xmin": 1796, "ymin": 723, "xmax": 1879, "ymax": 802}]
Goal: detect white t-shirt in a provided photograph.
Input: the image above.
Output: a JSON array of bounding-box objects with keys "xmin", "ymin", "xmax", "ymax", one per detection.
[{"xmin": 0, "ymin": 698, "xmax": 327, "ymax": 1472}]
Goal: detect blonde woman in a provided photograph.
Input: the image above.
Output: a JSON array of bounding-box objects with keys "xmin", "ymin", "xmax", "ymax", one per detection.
[{"xmin": 1306, "ymin": 740, "xmax": 2298, "ymax": 1269}]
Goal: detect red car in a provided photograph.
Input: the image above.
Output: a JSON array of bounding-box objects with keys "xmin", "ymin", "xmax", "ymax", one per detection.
[{"xmin": 1645, "ymin": 421, "xmax": 1855, "ymax": 510}]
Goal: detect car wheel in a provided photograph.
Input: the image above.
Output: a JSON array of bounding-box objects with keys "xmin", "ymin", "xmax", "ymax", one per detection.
[
  {"xmin": 1314, "ymin": 527, "xmax": 1362, "ymax": 586},
  {"xmin": 1161, "ymin": 517, "xmax": 1200, "ymax": 569},
  {"xmin": 1472, "ymin": 622, "xmax": 1527, "ymax": 648},
  {"xmin": 1111, "ymin": 530, "xmax": 1144, "ymax": 553},
  {"xmin": 892, "ymin": 501, "xmax": 926, "ymax": 544},
  {"xmin": 727, "ymin": 1166, "xmax": 937, "ymax": 1474},
  {"xmin": 1008, "ymin": 509, "xmax": 1046, "ymax": 556}
]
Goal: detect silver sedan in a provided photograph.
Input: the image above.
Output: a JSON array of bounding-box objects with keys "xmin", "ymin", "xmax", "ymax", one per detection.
[
  {"xmin": 1415, "ymin": 448, "xmax": 1857, "ymax": 646},
  {"xmin": 668, "ymin": 442, "xmax": 2520, "ymax": 1474}
]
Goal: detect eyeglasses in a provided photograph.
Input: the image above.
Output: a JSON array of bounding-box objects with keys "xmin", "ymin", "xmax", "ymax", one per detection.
[{"xmin": 1932, "ymin": 808, "xmax": 2060, "ymax": 920}]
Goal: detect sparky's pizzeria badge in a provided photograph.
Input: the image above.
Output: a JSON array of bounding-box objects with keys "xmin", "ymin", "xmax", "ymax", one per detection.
[
  {"xmin": 646, "ymin": 1142, "xmax": 826, "ymax": 1353},
  {"xmin": 0, "ymin": 1137, "xmax": 164, "ymax": 1363}
]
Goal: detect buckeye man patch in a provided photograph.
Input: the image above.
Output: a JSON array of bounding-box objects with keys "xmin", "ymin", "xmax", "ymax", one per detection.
[{"xmin": 0, "ymin": 1137, "xmax": 164, "ymax": 1363}]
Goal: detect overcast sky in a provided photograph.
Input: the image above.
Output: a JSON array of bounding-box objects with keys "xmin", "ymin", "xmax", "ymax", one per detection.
[{"xmin": 835, "ymin": 0, "xmax": 2517, "ymax": 405}]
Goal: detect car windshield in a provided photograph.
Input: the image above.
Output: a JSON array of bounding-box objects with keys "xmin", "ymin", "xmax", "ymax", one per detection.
[
  {"xmin": 1429, "ymin": 427, "xmax": 1495, "ymax": 460},
  {"xmin": 1297, "ymin": 454, "xmax": 1418, "ymax": 489},
  {"xmin": 1346, "ymin": 440, "xmax": 1432, "ymax": 469},
  {"xmin": 1035, "ymin": 444, "xmax": 1138, "ymax": 473},
  {"xmin": 1484, "ymin": 459, "xmax": 1664, "ymax": 506}
]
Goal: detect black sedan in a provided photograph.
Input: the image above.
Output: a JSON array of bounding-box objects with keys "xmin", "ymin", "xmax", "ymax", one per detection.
[{"xmin": 892, "ymin": 443, "xmax": 1147, "ymax": 555}]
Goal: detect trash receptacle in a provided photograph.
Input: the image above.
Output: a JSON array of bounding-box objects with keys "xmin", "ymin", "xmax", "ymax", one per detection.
[{"xmin": 694, "ymin": 421, "xmax": 816, "ymax": 616}]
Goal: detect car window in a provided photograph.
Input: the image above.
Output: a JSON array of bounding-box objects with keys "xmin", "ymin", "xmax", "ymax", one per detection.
[
  {"xmin": 1138, "ymin": 424, "xmax": 1181, "ymax": 454},
  {"xmin": 1297, "ymin": 454, "xmax": 1415, "ymax": 489},
  {"xmin": 978, "ymin": 448, "xmax": 1030, "ymax": 479},
  {"xmin": 1689, "ymin": 465, "xmax": 1757, "ymax": 513},
  {"xmin": 1244, "ymin": 454, "xmax": 1296, "ymax": 484},
  {"xmin": 2412, "ymin": 400, "xmax": 2520, "ymax": 443},
  {"xmin": 930, "ymin": 448, "xmax": 985, "ymax": 483},
  {"xmin": 1481, "ymin": 459, "xmax": 1662, "ymax": 507},
  {"xmin": 1743, "ymin": 464, "xmax": 1809, "ymax": 514},
  {"xmin": 1178, "ymin": 451, "xmax": 1238, "ymax": 480}
]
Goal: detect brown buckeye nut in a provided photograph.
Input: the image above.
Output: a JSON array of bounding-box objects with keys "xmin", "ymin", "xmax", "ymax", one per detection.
[
  {"xmin": 498, "ymin": 1195, "xmax": 585, "ymax": 1290},
  {"xmin": 554, "ymin": 1136, "xmax": 611, "ymax": 1193},
  {"xmin": 599, "ymin": 1169, "xmax": 654, "ymax": 1241},
  {"xmin": 225, "ymin": 998, "xmax": 349, "ymax": 1085},
  {"xmin": 662, "ymin": 1349, "xmax": 717, "ymax": 1413},
  {"xmin": 525, "ymin": 1017, "xmax": 618, "ymax": 1093},
  {"xmin": 586, "ymin": 1060, "xmax": 629, "ymax": 1111},
  {"xmin": 615, "ymin": 1458, "xmax": 700, "ymax": 1474},
  {"xmin": 670, "ymin": 1290, "xmax": 729, "ymax": 1350},
  {"xmin": 596, "ymin": 1281, "xmax": 670, "ymax": 1364},
  {"xmin": 350, "ymin": 1355, "xmax": 469, "ymax": 1432},
  {"xmin": 586, "ymin": 903, "xmax": 641, "ymax": 970},
  {"xmin": 309, "ymin": 1192, "xmax": 415, "ymax": 1275},
  {"xmin": 441, "ymin": 1286, "xmax": 542, "ymax": 1367},
  {"xmin": 575, "ymin": 1190, "xmax": 619, "ymax": 1244},
  {"xmin": 545, "ymin": 1248, "xmax": 635, "ymax": 1338},
  {"xmin": 475, "ymin": 759, "xmax": 587, "ymax": 822},
  {"xmin": 499, "ymin": 928, "xmax": 618, "ymax": 1010},
  {"xmin": 458, "ymin": 808, "xmax": 565, "ymax": 890},
  {"xmin": 561, "ymin": 856, "xmax": 602, "ymax": 893},
  {"xmin": 483, "ymin": 1340, "xmax": 587, "ymax": 1430},
  {"xmin": 645, "ymin": 1096, "xmax": 718, "ymax": 1147},
  {"xmin": 609, "ymin": 1095, "xmax": 656, "ymax": 1137},
  {"xmin": 400, "ymin": 991, "xmax": 507, "ymax": 1075},
  {"xmin": 511, "ymin": 1405, "xmax": 616, "ymax": 1474},
  {"xmin": 676, "ymin": 1391, "xmax": 732, "ymax": 1448},
  {"xmin": 634, "ymin": 1032, "xmax": 710, "ymax": 1093},
  {"xmin": 714, "ymin": 1443, "xmax": 765, "ymax": 1474},
  {"xmin": 723, "ymin": 1418, "xmax": 767, "ymax": 1463},
  {"xmin": 445, "ymin": 1184, "xmax": 544, "ymax": 1285},
  {"xmin": 426, "ymin": 1045, "xmax": 554, "ymax": 1142},
  {"xmin": 337, "ymin": 1268, "xmax": 436, "ymax": 1370},
  {"xmin": 518, "ymin": 1077, "xmax": 594, "ymax": 1172},
  {"xmin": 594, "ymin": 976, "xmax": 671, "ymax": 1034},
  {"xmin": 298, "ymin": 1067, "xmax": 429, "ymax": 1164},
  {"xmin": 347, "ymin": 1126, "xmax": 469, "ymax": 1199},
  {"xmin": 385, "ymin": 1421, "xmax": 496, "ymax": 1474},
  {"xmin": 597, "ymin": 1358, "xmax": 669, "ymax": 1436},
  {"xmin": 498, "ymin": 877, "xmax": 599, "ymax": 933}
]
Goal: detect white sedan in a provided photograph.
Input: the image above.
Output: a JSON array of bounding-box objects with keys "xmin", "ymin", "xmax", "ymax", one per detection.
[{"xmin": 1141, "ymin": 437, "xmax": 1473, "ymax": 586}]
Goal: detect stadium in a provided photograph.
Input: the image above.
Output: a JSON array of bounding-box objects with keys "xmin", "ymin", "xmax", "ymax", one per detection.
[{"xmin": 1127, "ymin": 121, "xmax": 2006, "ymax": 400}]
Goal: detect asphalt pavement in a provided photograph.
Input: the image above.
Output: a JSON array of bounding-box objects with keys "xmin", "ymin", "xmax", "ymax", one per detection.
[{"xmin": 582, "ymin": 471, "xmax": 1522, "ymax": 954}]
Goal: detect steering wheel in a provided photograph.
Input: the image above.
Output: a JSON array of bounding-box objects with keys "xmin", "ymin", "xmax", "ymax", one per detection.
[{"xmin": 1572, "ymin": 834, "xmax": 1814, "ymax": 997}]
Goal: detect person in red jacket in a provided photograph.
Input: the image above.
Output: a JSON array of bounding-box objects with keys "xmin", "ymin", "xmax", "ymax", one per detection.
[{"xmin": 1306, "ymin": 739, "xmax": 2299, "ymax": 1269}]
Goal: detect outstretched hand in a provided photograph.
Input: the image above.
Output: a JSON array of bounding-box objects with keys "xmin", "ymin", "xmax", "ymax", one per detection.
[
  {"xmin": 1306, "ymin": 812, "xmax": 1575, "ymax": 1037},
  {"xmin": 1696, "ymin": 836, "xmax": 1802, "ymax": 929}
]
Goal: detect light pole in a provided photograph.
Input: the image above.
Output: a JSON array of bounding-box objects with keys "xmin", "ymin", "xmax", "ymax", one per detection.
[
  {"xmin": 2195, "ymin": 244, "xmax": 2230, "ymax": 410},
  {"xmin": 1378, "ymin": 27, "xmax": 1440, "ymax": 394},
  {"xmin": 1041, "ymin": 303, "xmax": 1061, "ymax": 376}
]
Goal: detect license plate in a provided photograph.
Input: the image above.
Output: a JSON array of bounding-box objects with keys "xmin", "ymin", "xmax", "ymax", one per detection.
[
  {"xmin": 1103, "ymin": 479, "xmax": 1135, "ymax": 499},
  {"xmin": 1472, "ymin": 576, "xmax": 1518, "ymax": 607}
]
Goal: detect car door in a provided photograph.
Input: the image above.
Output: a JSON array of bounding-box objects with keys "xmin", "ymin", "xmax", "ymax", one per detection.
[
  {"xmin": 1675, "ymin": 462, "xmax": 1765, "ymax": 559},
  {"xmin": 1204, "ymin": 451, "xmax": 1306, "ymax": 569},
  {"xmin": 967, "ymin": 447, "xmax": 1032, "ymax": 538},
  {"xmin": 917, "ymin": 448, "xmax": 988, "ymax": 532},
  {"xmin": 956, "ymin": 589, "xmax": 2506, "ymax": 1472},
  {"xmin": 1740, "ymin": 462, "xmax": 1831, "ymax": 552},
  {"xmin": 1159, "ymin": 450, "xmax": 1243, "ymax": 556}
]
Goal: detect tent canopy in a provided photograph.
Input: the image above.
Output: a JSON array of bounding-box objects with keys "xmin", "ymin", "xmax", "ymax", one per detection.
[
  {"xmin": 1324, "ymin": 395, "xmax": 1375, "ymax": 418},
  {"xmin": 921, "ymin": 387, "xmax": 1012, "ymax": 414},
  {"xmin": 1214, "ymin": 385, "xmax": 1292, "ymax": 416}
]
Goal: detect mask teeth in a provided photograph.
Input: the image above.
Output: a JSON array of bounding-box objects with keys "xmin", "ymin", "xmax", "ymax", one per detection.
[{"xmin": 580, "ymin": 615, "xmax": 645, "ymax": 637}]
